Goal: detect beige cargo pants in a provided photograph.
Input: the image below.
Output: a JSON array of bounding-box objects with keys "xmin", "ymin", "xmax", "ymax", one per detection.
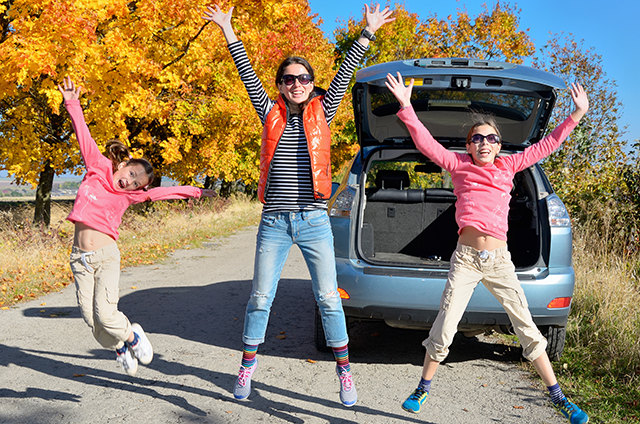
[
  {"xmin": 424, "ymin": 243, "xmax": 547, "ymax": 363},
  {"xmin": 70, "ymin": 243, "xmax": 132, "ymax": 350}
]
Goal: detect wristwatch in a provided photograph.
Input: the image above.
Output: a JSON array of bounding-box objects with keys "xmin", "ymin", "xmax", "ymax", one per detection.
[{"xmin": 360, "ymin": 28, "xmax": 376, "ymax": 41}]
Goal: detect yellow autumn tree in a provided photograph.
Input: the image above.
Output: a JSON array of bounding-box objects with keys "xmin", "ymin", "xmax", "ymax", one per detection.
[
  {"xmin": 533, "ymin": 33, "xmax": 628, "ymax": 229},
  {"xmin": 0, "ymin": 0, "xmax": 334, "ymax": 223},
  {"xmin": 162, "ymin": 0, "xmax": 336, "ymax": 194}
]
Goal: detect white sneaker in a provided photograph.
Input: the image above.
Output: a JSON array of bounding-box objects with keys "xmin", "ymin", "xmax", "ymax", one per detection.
[
  {"xmin": 233, "ymin": 360, "xmax": 258, "ymax": 400},
  {"xmin": 336, "ymin": 366, "xmax": 357, "ymax": 407},
  {"xmin": 130, "ymin": 323, "xmax": 153, "ymax": 365},
  {"xmin": 116, "ymin": 347, "xmax": 138, "ymax": 376}
]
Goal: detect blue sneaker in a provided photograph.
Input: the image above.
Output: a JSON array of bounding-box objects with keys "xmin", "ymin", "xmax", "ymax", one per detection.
[
  {"xmin": 336, "ymin": 366, "xmax": 357, "ymax": 407},
  {"xmin": 402, "ymin": 387, "xmax": 428, "ymax": 413},
  {"xmin": 233, "ymin": 360, "xmax": 257, "ymax": 400},
  {"xmin": 556, "ymin": 399, "xmax": 589, "ymax": 424}
]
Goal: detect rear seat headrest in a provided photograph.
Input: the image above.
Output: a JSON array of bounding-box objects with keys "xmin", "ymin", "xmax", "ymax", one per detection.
[{"xmin": 376, "ymin": 170, "xmax": 410, "ymax": 190}]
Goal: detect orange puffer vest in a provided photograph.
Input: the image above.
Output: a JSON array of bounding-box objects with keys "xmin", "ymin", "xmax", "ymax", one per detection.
[{"xmin": 258, "ymin": 94, "xmax": 332, "ymax": 204}]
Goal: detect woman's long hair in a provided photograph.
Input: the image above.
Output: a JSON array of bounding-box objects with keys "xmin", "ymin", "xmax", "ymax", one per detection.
[
  {"xmin": 275, "ymin": 56, "xmax": 318, "ymax": 110},
  {"xmin": 104, "ymin": 140, "xmax": 155, "ymax": 189}
]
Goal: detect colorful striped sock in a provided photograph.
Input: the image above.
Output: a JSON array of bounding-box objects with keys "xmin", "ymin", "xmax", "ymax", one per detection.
[
  {"xmin": 547, "ymin": 383, "xmax": 566, "ymax": 405},
  {"xmin": 127, "ymin": 331, "xmax": 140, "ymax": 348},
  {"xmin": 418, "ymin": 377, "xmax": 431, "ymax": 393},
  {"xmin": 116, "ymin": 344, "xmax": 128, "ymax": 355},
  {"xmin": 241, "ymin": 343, "xmax": 258, "ymax": 368},
  {"xmin": 332, "ymin": 345, "xmax": 350, "ymax": 373}
]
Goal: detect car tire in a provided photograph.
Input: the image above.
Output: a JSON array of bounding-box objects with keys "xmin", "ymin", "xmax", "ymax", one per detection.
[
  {"xmin": 541, "ymin": 326, "xmax": 566, "ymax": 362},
  {"xmin": 314, "ymin": 304, "xmax": 331, "ymax": 352}
]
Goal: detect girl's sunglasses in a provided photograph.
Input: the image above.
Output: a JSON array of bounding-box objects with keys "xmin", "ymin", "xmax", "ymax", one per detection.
[
  {"xmin": 469, "ymin": 134, "xmax": 500, "ymax": 144},
  {"xmin": 281, "ymin": 74, "xmax": 313, "ymax": 86}
]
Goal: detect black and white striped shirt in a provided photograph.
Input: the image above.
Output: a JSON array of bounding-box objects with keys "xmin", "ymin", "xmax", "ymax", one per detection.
[{"xmin": 228, "ymin": 40, "xmax": 367, "ymax": 213}]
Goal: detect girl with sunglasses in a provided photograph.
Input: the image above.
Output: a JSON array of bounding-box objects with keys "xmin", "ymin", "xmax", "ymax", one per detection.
[
  {"xmin": 385, "ymin": 71, "xmax": 590, "ymax": 424},
  {"xmin": 203, "ymin": 3, "xmax": 393, "ymax": 407},
  {"xmin": 58, "ymin": 77, "xmax": 216, "ymax": 376}
]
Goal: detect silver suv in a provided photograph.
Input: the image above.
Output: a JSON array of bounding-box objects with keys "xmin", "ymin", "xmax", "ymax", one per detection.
[{"xmin": 322, "ymin": 58, "xmax": 574, "ymax": 361}]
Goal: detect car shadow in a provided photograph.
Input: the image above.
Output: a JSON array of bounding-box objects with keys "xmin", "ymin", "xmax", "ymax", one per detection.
[{"xmin": 23, "ymin": 277, "xmax": 523, "ymax": 368}]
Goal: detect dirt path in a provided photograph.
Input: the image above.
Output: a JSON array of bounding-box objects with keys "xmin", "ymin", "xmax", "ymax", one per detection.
[{"xmin": 0, "ymin": 227, "xmax": 567, "ymax": 423}]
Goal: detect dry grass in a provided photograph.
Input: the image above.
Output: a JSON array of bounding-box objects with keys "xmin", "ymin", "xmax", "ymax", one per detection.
[
  {"xmin": 570, "ymin": 225, "xmax": 640, "ymax": 379},
  {"xmin": 552, "ymin": 219, "xmax": 640, "ymax": 422},
  {"xmin": 0, "ymin": 196, "xmax": 261, "ymax": 308},
  {"xmin": 0, "ymin": 202, "xmax": 73, "ymax": 304}
]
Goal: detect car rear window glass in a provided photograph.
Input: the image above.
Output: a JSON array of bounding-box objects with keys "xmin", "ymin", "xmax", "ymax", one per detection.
[
  {"xmin": 370, "ymin": 90, "xmax": 538, "ymax": 122},
  {"xmin": 366, "ymin": 160, "xmax": 454, "ymax": 190}
]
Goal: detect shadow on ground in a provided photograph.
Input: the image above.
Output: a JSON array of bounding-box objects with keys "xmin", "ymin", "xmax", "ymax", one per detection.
[{"xmin": 23, "ymin": 277, "xmax": 524, "ymax": 368}]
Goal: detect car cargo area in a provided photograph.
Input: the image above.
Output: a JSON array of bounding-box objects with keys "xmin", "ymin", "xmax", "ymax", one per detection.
[{"xmin": 358, "ymin": 151, "xmax": 542, "ymax": 269}]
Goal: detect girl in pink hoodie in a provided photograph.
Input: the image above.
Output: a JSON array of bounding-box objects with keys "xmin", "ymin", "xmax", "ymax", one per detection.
[
  {"xmin": 386, "ymin": 71, "xmax": 589, "ymax": 424},
  {"xmin": 59, "ymin": 77, "xmax": 215, "ymax": 376}
]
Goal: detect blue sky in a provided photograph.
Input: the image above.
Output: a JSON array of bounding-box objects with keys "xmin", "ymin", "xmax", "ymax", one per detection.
[{"xmin": 308, "ymin": 0, "xmax": 639, "ymax": 146}]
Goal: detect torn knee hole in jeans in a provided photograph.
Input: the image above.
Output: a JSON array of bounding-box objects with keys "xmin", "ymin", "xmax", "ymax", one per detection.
[
  {"xmin": 318, "ymin": 290, "xmax": 337, "ymax": 301},
  {"xmin": 251, "ymin": 290, "xmax": 268, "ymax": 298}
]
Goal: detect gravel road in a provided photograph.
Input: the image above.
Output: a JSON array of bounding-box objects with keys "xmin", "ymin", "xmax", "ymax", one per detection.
[{"xmin": 0, "ymin": 226, "xmax": 568, "ymax": 423}]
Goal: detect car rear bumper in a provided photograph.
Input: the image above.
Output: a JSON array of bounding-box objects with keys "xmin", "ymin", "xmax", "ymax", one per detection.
[
  {"xmin": 343, "ymin": 305, "xmax": 568, "ymax": 330},
  {"xmin": 336, "ymin": 258, "xmax": 573, "ymax": 329}
]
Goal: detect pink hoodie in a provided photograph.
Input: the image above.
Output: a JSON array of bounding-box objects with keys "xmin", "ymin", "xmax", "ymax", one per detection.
[
  {"xmin": 64, "ymin": 100, "xmax": 203, "ymax": 240},
  {"xmin": 397, "ymin": 105, "xmax": 577, "ymax": 241}
]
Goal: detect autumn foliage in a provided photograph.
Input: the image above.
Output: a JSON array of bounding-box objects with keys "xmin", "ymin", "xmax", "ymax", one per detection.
[
  {"xmin": 0, "ymin": 0, "xmax": 335, "ymax": 221},
  {"xmin": 0, "ymin": 0, "xmax": 633, "ymax": 232},
  {"xmin": 329, "ymin": 1, "xmax": 536, "ymax": 169}
]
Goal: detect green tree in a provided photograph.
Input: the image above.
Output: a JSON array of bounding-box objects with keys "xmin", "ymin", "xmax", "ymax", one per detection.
[{"xmin": 533, "ymin": 33, "xmax": 628, "ymax": 223}]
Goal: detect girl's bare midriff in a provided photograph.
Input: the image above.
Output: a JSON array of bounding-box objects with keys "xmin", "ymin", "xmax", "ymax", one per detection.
[
  {"xmin": 458, "ymin": 226, "xmax": 507, "ymax": 251},
  {"xmin": 74, "ymin": 222, "xmax": 116, "ymax": 251}
]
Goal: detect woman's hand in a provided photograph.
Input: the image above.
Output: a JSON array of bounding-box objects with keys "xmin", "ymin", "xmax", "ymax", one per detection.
[
  {"xmin": 569, "ymin": 82, "xmax": 589, "ymax": 122},
  {"xmin": 202, "ymin": 4, "xmax": 238, "ymax": 44},
  {"xmin": 57, "ymin": 76, "xmax": 82, "ymax": 102},
  {"xmin": 200, "ymin": 189, "xmax": 218, "ymax": 198},
  {"xmin": 385, "ymin": 72, "xmax": 413, "ymax": 109},
  {"xmin": 364, "ymin": 3, "xmax": 394, "ymax": 34}
]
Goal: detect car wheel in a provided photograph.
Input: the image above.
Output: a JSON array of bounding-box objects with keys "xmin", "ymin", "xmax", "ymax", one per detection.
[
  {"xmin": 541, "ymin": 326, "xmax": 566, "ymax": 362},
  {"xmin": 314, "ymin": 304, "xmax": 331, "ymax": 352}
]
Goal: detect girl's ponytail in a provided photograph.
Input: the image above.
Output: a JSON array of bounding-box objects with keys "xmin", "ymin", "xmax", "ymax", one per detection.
[
  {"xmin": 105, "ymin": 140, "xmax": 132, "ymax": 169},
  {"xmin": 104, "ymin": 140, "xmax": 155, "ymax": 189}
]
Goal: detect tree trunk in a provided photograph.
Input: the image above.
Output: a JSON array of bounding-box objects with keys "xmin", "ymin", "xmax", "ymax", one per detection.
[
  {"xmin": 33, "ymin": 160, "xmax": 54, "ymax": 227},
  {"xmin": 204, "ymin": 175, "xmax": 216, "ymax": 190},
  {"xmin": 219, "ymin": 180, "xmax": 234, "ymax": 198}
]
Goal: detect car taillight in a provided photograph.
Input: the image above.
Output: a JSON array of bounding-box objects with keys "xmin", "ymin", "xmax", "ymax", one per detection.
[
  {"xmin": 337, "ymin": 288, "xmax": 350, "ymax": 299},
  {"xmin": 546, "ymin": 194, "xmax": 571, "ymax": 227},
  {"xmin": 329, "ymin": 186, "xmax": 356, "ymax": 218},
  {"xmin": 547, "ymin": 297, "xmax": 572, "ymax": 309}
]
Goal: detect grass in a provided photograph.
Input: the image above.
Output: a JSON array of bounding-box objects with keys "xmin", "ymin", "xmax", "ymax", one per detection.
[
  {"xmin": 550, "ymin": 223, "xmax": 640, "ymax": 423},
  {"xmin": 510, "ymin": 211, "xmax": 640, "ymax": 423},
  {"xmin": 0, "ymin": 196, "xmax": 261, "ymax": 308}
]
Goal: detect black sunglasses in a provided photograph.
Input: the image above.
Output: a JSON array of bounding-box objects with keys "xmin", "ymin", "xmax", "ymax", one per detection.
[
  {"xmin": 469, "ymin": 134, "xmax": 501, "ymax": 144},
  {"xmin": 281, "ymin": 74, "xmax": 313, "ymax": 86}
]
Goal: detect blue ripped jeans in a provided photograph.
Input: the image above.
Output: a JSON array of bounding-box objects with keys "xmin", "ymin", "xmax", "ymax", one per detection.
[{"xmin": 242, "ymin": 209, "xmax": 349, "ymax": 347}]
